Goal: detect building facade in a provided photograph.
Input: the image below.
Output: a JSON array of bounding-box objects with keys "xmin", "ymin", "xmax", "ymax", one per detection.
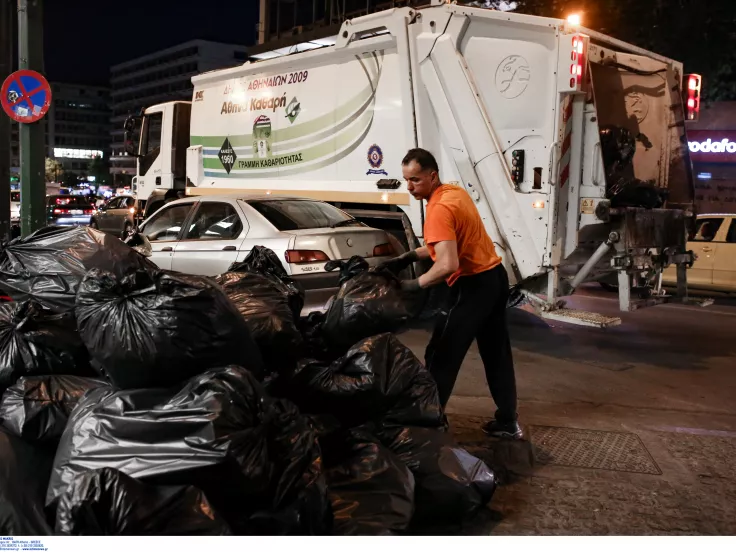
[
  {"xmin": 9, "ymin": 83, "xmax": 111, "ymax": 183},
  {"xmin": 686, "ymin": 102, "xmax": 736, "ymax": 215},
  {"xmin": 109, "ymin": 40, "xmax": 249, "ymax": 185},
  {"xmin": 47, "ymin": 83, "xmax": 111, "ymax": 177}
]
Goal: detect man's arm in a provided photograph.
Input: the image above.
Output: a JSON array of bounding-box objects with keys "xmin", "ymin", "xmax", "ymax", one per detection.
[{"xmin": 417, "ymin": 240, "xmax": 458, "ymax": 288}]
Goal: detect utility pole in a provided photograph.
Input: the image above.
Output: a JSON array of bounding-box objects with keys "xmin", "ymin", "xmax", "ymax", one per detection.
[
  {"xmin": 17, "ymin": 0, "xmax": 45, "ymax": 237},
  {"xmin": 0, "ymin": 0, "xmax": 12, "ymax": 242}
]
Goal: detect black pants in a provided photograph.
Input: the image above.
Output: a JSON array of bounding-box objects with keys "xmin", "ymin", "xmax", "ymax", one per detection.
[{"xmin": 425, "ymin": 264, "xmax": 518, "ymax": 422}]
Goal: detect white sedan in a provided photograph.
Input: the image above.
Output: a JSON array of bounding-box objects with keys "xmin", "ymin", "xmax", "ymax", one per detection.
[{"xmin": 138, "ymin": 194, "xmax": 401, "ymax": 313}]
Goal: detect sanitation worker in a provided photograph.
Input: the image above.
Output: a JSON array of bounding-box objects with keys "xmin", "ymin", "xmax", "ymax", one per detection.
[{"xmin": 378, "ymin": 148, "xmax": 522, "ymax": 440}]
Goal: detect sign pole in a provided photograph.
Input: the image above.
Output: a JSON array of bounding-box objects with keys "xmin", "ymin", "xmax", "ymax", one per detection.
[
  {"xmin": 0, "ymin": 0, "xmax": 12, "ymax": 242},
  {"xmin": 17, "ymin": 0, "xmax": 45, "ymax": 237}
]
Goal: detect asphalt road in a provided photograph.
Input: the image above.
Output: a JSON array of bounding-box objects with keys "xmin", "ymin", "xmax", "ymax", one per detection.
[{"xmin": 398, "ymin": 285, "xmax": 736, "ymax": 535}]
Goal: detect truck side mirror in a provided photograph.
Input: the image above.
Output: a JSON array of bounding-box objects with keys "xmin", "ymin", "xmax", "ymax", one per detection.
[{"xmin": 123, "ymin": 115, "xmax": 142, "ymax": 158}]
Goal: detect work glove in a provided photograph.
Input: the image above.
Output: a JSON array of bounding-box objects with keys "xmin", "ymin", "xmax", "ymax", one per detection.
[
  {"xmin": 400, "ymin": 279, "xmax": 421, "ymax": 292},
  {"xmin": 376, "ymin": 250, "xmax": 419, "ymax": 276}
]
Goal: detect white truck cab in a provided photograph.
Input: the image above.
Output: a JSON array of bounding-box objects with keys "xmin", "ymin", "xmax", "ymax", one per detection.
[{"xmin": 124, "ymin": 0, "xmax": 705, "ymax": 326}]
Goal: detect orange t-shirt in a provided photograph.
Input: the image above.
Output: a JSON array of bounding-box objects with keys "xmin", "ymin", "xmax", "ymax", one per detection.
[{"xmin": 424, "ymin": 184, "xmax": 501, "ymax": 286}]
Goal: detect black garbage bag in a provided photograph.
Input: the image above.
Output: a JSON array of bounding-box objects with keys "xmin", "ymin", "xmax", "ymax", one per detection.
[
  {"xmin": 214, "ymin": 271, "xmax": 303, "ymax": 375},
  {"xmin": 376, "ymin": 426, "xmax": 496, "ymax": 525},
  {"xmin": 228, "ymin": 246, "xmax": 304, "ymax": 318},
  {"xmin": 0, "ymin": 375, "xmax": 108, "ymax": 443},
  {"xmin": 55, "ymin": 467, "xmax": 232, "ymax": 535},
  {"xmin": 75, "ymin": 267, "xmax": 265, "ymax": 389},
  {"xmin": 320, "ymin": 257, "xmax": 422, "ymax": 353},
  {"xmin": 609, "ymin": 177, "xmax": 665, "ymax": 209},
  {"xmin": 322, "ymin": 428, "xmax": 415, "ymax": 535},
  {"xmin": 0, "ymin": 300, "xmax": 94, "ymax": 395},
  {"xmin": 122, "ymin": 228, "xmax": 153, "ymax": 258},
  {"xmin": 324, "ymin": 256, "xmax": 370, "ymax": 286},
  {"xmin": 599, "ymin": 125, "xmax": 636, "ymax": 178},
  {"xmin": 0, "ymin": 427, "xmax": 55, "ymax": 535},
  {"xmin": 0, "ymin": 226, "xmax": 156, "ymax": 313},
  {"xmin": 274, "ymin": 333, "xmax": 443, "ymax": 430},
  {"xmin": 47, "ymin": 366, "xmax": 331, "ymax": 535}
]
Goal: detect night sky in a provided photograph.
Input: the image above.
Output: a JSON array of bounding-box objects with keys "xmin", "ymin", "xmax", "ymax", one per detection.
[{"xmin": 43, "ymin": 0, "xmax": 260, "ymax": 86}]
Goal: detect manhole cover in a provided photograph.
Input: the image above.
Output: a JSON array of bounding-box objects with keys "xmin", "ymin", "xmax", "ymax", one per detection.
[{"xmin": 530, "ymin": 426, "xmax": 661, "ymax": 475}]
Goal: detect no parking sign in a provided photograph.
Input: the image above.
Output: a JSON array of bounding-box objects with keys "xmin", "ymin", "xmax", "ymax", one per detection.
[{"xmin": 1, "ymin": 69, "xmax": 52, "ymax": 123}]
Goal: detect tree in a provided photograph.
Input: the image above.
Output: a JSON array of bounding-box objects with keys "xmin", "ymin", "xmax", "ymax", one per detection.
[
  {"xmin": 87, "ymin": 155, "xmax": 110, "ymax": 186},
  {"xmin": 62, "ymin": 171, "xmax": 78, "ymax": 189},
  {"xmin": 45, "ymin": 158, "xmax": 63, "ymax": 183}
]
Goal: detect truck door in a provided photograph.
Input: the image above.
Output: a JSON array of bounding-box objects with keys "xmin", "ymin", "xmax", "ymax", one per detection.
[{"xmin": 137, "ymin": 110, "xmax": 165, "ymax": 200}]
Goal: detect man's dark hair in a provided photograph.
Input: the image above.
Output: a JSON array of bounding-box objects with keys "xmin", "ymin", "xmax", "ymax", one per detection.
[{"xmin": 402, "ymin": 148, "xmax": 439, "ymax": 173}]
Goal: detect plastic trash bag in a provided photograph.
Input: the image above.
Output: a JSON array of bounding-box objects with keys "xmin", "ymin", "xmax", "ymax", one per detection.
[
  {"xmin": 47, "ymin": 366, "xmax": 331, "ymax": 535},
  {"xmin": 599, "ymin": 125, "xmax": 636, "ymax": 178},
  {"xmin": 376, "ymin": 426, "xmax": 496, "ymax": 525},
  {"xmin": 321, "ymin": 256, "xmax": 422, "ymax": 353},
  {"xmin": 0, "ymin": 226, "xmax": 156, "ymax": 313},
  {"xmin": 322, "ymin": 428, "xmax": 415, "ymax": 535},
  {"xmin": 215, "ymin": 260, "xmax": 303, "ymax": 375},
  {"xmin": 122, "ymin": 229, "xmax": 153, "ymax": 258},
  {"xmin": 0, "ymin": 375, "xmax": 108, "ymax": 443},
  {"xmin": 324, "ymin": 256, "xmax": 370, "ymax": 286},
  {"xmin": 274, "ymin": 333, "xmax": 444, "ymax": 430},
  {"xmin": 0, "ymin": 427, "xmax": 54, "ymax": 535},
  {"xmin": 228, "ymin": 246, "xmax": 304, "ymax": 318},
  {"xmin": 75, "ymin": 267, "xmax": 265, "ymax": 389},
  {"xmin": 0, "ymin": 300, "xmax": 94, "ymax": 395},
  {"xmin": 55, "ymin": 467, "xmax": 232, "ymax": 535}
]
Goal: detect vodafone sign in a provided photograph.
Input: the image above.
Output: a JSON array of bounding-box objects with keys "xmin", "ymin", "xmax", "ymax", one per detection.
[
  {"xmin": 687, "ymin": 130, "xmax": 736, "ymax": 163},
  {"xmin": 689, "ymin": 139, "xmax": 736, "ymax": 154}
]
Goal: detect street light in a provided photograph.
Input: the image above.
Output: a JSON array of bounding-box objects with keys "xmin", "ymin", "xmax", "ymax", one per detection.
[{"xmin": 567, "ymin": 13, "xmax": 581, "ymax": 26}]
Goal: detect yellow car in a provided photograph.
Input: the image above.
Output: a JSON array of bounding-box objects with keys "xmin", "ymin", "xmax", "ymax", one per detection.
[{"xmin": 663, "ymin": 213, "xmax": 736, "ymax": 292}]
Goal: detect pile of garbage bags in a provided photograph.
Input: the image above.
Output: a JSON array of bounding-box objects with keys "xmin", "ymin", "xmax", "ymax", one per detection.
[{"xmin": 0, "ymin": 228, "xmax": 495, "ymax": 536}]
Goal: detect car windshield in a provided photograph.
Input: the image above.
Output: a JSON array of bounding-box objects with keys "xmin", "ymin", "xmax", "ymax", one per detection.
[
  {"xmin": 48, "ymin": 196, "xmax": 92, "ymax": 207},
  {"xmin": 10, "ymin": 192, "xmax": 19, "ymax": 202},
  {"xmin": 247, "ymin": 199, "xmax": 358, "ymax": 230}
]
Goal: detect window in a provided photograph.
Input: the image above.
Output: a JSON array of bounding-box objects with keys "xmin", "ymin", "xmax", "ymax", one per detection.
[
  {"xmin": 727, "ymin": 219, "xmax": 736, "ymax": 244},
  {"xmin": 690, "ymin": 218, "xmax": 724, "ymax": 242},
  {"xmin": 139, "ymin": 112, "xmax": 163, "ymax": 175},
  {"xmin": 247, "ymin": 199, "xmax": 359, "ymax": 231},
  {"xmin": 184, "ymin": 202, "xmax": 243, "ymax": 240},
  {"xmin": 105, "ymin": 197, "xmax": 123, "ymax": 209},
  {"xmin": 142, "ymin": 203, "xmax": 194, "ymax": 242},
  {"xmin": 47, "ymin": 196, "xmax": 93, "ymax": 207}
]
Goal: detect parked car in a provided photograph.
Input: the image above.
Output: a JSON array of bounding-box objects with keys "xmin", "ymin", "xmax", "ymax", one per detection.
[
  {"xmin": 663, "ymin": 213, "xmax": 736, "ymax": 293},
  {"xmin": 90, "ymin": 195, "xmax": 145, "ymax": 237},
  {"xmin": 10, "ymin": 191, "xmax": 20, "ymax": 224},
  {"xmin": 46, "ymin": 195, "xmax": 95, "ymax": 227},
  {"xmin": 138, "ymin": 195, "xmax": 402, "ymax": 313}
]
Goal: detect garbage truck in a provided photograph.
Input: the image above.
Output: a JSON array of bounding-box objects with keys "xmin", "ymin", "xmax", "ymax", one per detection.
[{"xmin": 123, "ymin": 0, "xmax": 705, "ymax": 327}]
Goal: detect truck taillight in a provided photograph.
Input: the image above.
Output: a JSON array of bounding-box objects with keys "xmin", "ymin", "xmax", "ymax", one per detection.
[
  {"xmin": 558, "ymin": 33, "xmax": 589, "ymax": 94},
  {"xmin": 685, "ymin": 74, "xmax": 701, "ymax": 122},
  {"xmin": 285, "ymin": 250, "xmax": 329, "ymax": 264}
]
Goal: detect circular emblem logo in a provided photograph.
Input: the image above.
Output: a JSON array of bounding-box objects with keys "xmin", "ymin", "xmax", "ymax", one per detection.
[
  {"xmin": 625, "ymin": 91, "xmax": 649, "ymax": 123},
  {"xmin": 346, "ymin": 238, "xmax": 354, "ymax": 247},
  {"xmin": 495, "ymin": 55, "xmax": 531, "ymax": 99},
  {"xmin": 367, "ymin": 144, "xmax": 384, "ymax": 169}
]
